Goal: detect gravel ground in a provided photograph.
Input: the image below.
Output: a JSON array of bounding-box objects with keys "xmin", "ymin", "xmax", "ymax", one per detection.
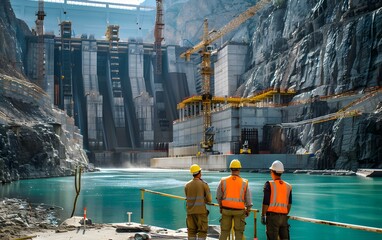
[
  {"xmin": 0, "ymin": 198, "xmax": 220, "ymax": 240},
  {"xmin": 0, "ymin": 198, "xmax": 108, "ymax": 240},
  {"xmin": 0, "ymin": 198, "xmax": 55, "ymax": 239}
]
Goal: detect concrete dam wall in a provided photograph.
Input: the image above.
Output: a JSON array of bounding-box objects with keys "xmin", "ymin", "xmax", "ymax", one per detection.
[{"xmin": 151, "ymin": 154, "xmax": 314, "ymax": 172}]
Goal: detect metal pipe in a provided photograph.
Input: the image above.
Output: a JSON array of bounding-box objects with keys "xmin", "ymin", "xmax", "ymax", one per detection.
[
  {"xmin": 253, "ymin": 211, "xmax": 257, "ymax": 239},
  {"xmin": 140, "ymin": 189, "xmax": 382, "ymax": 236},
  {"xmin": 289, "ymin": 216, "xmax": 382, "ymax": 234},
  {"xmin": 142, "ymin": 188, "xmax": 186, "ymax": 201},
  {"xmin": 140, "ymin": 189, "xmax": 144, "ymax": 225},
  {"xmin": 127, "ymin": 212, "xmax": 132, "ymax": 225},
  {"xmin": 140, "ymin": 188, "xmax": 259, "ymax": 238},
  {"xmin": 13, "ymin": 236, "xmax": 37, "ymax": 240},
  {"xmin": 141, "ymin": 189, "xmax": 257, "ymax": 211}
]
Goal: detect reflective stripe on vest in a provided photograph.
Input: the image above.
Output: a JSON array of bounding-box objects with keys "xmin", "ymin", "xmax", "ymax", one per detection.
[
  {"xmin": 268, "ymin": 180, "xmax": 291, "ymax": 214},
  {"xmin": 221, "ymin": 175, "xmax": 248, "ymax": 209},
  {"xmin": 186, "ymin": 196, "xmax": 205, "ymax": 206}
]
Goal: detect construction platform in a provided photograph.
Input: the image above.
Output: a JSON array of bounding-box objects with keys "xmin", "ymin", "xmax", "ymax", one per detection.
[
  {"xmin": 356, "ymin": 169, "xmax": 382, "ymax": 177},
  {"xmin": 28, "ymin": 216, "xmax": 219, "ymax": 240},
  {"xmin": 151, "ymin": 153, "xmax": 314, "ymax": 172}
]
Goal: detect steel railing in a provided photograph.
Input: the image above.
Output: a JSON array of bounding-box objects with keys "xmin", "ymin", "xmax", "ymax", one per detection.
[
  {"xmin": 140, "ymin": 189, "xmax": 382, "ymax": 239},
  {"xmin": 140, "ymin": 189, "xmax": 259, "ymax": 239}
]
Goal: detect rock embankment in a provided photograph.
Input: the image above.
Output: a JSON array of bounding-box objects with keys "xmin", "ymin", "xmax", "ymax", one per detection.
[{"xmin": 0, "ymin": 198, "xmax": 58, "ymax": 240}]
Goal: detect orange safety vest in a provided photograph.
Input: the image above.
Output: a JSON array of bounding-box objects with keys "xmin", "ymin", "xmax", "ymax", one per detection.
[
  {"xmin": 220, "ymin": 175, "xmax": 248, "ymax": 209},
  {"xmin": 268, "ymin": 180, "xmax": 292, "ymax": 214}
]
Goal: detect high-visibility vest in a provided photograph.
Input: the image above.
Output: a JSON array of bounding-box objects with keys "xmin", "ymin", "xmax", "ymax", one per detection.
[
  {"xmin": 268, "ymin": 180, "xmax": 292, "ymax": 214},
  {"xmin": 220, "ymin": 175, "xmax": 248, "ymax": 209}
]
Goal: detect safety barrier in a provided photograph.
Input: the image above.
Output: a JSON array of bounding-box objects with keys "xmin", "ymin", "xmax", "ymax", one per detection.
[
  {"xmin": 288, "ymin": 216, "xmax": 382, "ymax": 234},
  {"xmin": 140, "ymin": 189, "xmax": 382, "ymax": 239},
  {"xmin": 140, "ymin": 189, "xmax": 258, "ymax": 239},
  {"xmin": 141, "ymin": 189, "xmax": 260, "ymax": 238}
]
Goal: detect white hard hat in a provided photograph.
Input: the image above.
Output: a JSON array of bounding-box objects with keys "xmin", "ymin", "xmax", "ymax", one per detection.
[{"xmin": 269, "ymin": 160, "xmax": 284, "ymax": 173}]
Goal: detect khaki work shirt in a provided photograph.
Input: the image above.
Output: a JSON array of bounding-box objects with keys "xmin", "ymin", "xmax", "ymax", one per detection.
[{"xmin": 185, "ymin": 178, "xmax": 212, "ymax": 214}]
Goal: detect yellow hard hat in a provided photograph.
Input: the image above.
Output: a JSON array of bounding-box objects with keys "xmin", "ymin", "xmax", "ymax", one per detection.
[
  {"xmin": 229, "ymin": 159, "xmax": 242, "ymax": 169},
  {"xmin": 190, "ymin": 164, "xmax": 202, "ymax": 174}
]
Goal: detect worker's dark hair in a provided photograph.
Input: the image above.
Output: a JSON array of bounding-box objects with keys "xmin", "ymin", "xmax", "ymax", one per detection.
[
  {"xmin": 193, "ymin": 171, "xmax": 201, "ymax": 177},
  {"xmin": 230, "ymin": 168, "xmax": 240, "ymax": 171},
  {"xmin": 271, "ymin": 170, "xmax": 282, "ymax": 177}
]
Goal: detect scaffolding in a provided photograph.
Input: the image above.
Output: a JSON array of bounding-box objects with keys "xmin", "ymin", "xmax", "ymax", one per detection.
[
  {"xmin": 176, "ymin": 89, "xmax": 295, "ymax": 120},
  {"xmin": 106, "ymin": 25, "xmax": 121, "ymax": 97}
]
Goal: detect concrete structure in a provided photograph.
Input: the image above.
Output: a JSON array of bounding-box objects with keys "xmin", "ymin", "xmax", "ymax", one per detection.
[
  {"xmin": 151, "ymin": 154, "xmax": 315, "ymax": 171},
  {"xmin": 168, "ymin": 41, "xmax": 297, "ymax": 157},
  {"xmin": 17, "ymin": 0, "xmax": 292, "ymax": 166},
  {"xmin": 25, "ymin": 34, "xmax": 55, "ymax": 102},
  {"xmin": 23, "ymin": 20, "xmax": 300, "ymax": 166},
  {"xmin": 171, "ymin": 97, "xmax": 289, "ymax": 156},
  {"xmin": 23, "ymin": 20, "xmax": 197, "ymax": 165},
  {"xmin": 214, "ymin": 42, "xmax": 248, "ymax": 97},
  {"xmin": 11, "ymin": 0, "xmax": 156, "ymax": 40}
]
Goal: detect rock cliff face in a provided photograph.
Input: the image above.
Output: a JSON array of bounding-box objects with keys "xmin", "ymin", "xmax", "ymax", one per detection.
[
  {"xmin": 0, "ymin": 0, "xmax": 30, "ymax": 79},
  {"xmin": 242, "ymin": 0, "xmax": 382, "ymax": 169},
  {"xmin": 244, "ymin": 0, "xmax": 382, "ymax": 95},
  {"xmin": 164, "ymin": 0, "xmax": 382, "ymax": 169},
  {"xmin": 164, "ymin": 0, "xmax": 255, "ymax": 45},
  {"xmin": 0, "ymin": 0, "xmax": 88, "ymax": 183}
]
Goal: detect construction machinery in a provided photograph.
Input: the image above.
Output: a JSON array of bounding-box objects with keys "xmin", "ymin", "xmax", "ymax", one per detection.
[
  {"xmin": 180, "ymin": 0, "xmax": 271, "ymax": 152},
  {"xmin": 240, "ymin": 140, "xmax": 252, "ymax": 154}
]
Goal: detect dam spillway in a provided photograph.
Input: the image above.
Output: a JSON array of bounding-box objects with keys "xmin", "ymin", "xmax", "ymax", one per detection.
[{"xmin": 23, "ymin": 21, "xmax": 198, "ymax": 165}]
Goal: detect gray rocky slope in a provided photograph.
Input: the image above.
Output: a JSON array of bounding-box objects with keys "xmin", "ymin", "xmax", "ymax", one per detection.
[
  {"xmin": 0, "ymin": 0, "xmax": 88, "ymax": 183},
  {"xmin": 164, "ymin": 0, "xmax": 382, "ymax": 169},
  {"xmin": 245, "ymin": 0, "xmax": 382, "ymax": 169}
]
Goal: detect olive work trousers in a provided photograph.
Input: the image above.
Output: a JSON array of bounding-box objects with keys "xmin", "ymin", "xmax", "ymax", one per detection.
[
  {"xmin": 186, "ymin": 213, "xmax": 208, "ymax": 240},
  {"xmin": 265, "ymin": 213, "xmax": 290, "ymax": 240},
  {"xmin": 219, "ymin": 208, "xmax": 246, "ymax": 240}
]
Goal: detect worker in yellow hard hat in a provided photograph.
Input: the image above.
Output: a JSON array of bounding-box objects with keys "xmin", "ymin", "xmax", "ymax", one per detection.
[
  {"xmin": 216, "ymin": 159, "xmax": 253, "ymax": 240},
  {"xmin": 261, "ymin": 160, "xmax": 292, "ymax": 240},
  {"xmin": 185, "ymin": 164, "xmax": 212, "ymax": 240}
]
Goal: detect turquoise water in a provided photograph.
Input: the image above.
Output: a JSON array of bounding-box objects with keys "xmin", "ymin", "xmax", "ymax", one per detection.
[{"xmin": 1, "ymin": 168, "xmax": 381, "ymax": 240}]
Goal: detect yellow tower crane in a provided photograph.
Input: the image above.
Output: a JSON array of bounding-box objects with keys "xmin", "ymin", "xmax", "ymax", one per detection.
[{"xmin": 180, "ymin": 0, "xmax": 271, "ymax": 152}]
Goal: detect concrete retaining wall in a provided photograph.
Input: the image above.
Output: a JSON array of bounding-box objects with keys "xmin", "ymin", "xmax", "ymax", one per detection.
[
  {"xmin": 95, "ymin": 151, "xmax": 168, "ymax": 167},
  {"xmin": 151, "ymin": 154, "xmax": 315, "ymax": 171}
]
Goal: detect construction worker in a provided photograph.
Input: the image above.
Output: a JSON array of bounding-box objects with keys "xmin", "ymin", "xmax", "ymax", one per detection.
[
  {"xmin": 216, "ymin": 159, "xmax": 253, "ymax": 240},
  {"xmin": 261, "ymin": 160, "xmax": 292, "ymax": 240},
  {"xmin": 185, "ymin": 164, "xmax": 212, "ymax": 240}
]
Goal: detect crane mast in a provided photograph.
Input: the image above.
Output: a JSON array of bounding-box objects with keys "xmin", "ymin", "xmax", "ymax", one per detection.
[
  {"xmin": 154, "ymin": 0, "xmax": 164, "ymax": 74},
  {"xmin": 200, "ymin": 19, "xmax": 213, "ymax": 151},
  {"xmin": 180, "ymin": 0, "xmax": 271, "ymax": 152},
  {"xmin": 35, "ymin": 0, "xmax": 46, "ymax": 89}
]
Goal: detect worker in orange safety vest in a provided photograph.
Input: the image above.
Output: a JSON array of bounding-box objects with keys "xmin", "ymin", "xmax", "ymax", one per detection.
[
  {"xmin": 185, "ymin": 164, "xmax": 212, "ymax": 240},
  {"xmin": 216, "ymin": 159, "xmax": 253, "ymax": 240},
  {"xmin": 261, "ymin": 160, "xmax": 292, "ymax": 240}
]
